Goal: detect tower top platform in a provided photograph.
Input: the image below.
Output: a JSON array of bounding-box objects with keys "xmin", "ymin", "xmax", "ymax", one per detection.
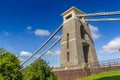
[
  {"xmin": 61, "ymin": 6, "xmax": 85, "ymax": 23},
  {"xmin": 61, "ymin": 6, "xmax": 84, "ymax": 16}
]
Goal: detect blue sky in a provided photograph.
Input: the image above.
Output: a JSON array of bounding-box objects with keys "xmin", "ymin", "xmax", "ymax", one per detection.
[{"xmin": 0, "ymin": 0, "xmax": 120, "ymax": 63}]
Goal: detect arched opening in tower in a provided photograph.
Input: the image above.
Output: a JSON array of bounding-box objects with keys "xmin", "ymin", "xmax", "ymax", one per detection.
[
  {"xmin": 80, "ymin": 24, "xmax": 85, "ymax": 39},
  {"xmin": 83, "ymin": 45, "xmax": 89, "ymax": 63}
]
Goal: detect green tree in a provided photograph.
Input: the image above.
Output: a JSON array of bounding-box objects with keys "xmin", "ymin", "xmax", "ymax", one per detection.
[
  {"xmin": 0, "ymin": 48, "xmax": 22, "ymax": 80},
  {"xmin": 22, "ymin": 59, "xmax": 57, "ymax": 80}
]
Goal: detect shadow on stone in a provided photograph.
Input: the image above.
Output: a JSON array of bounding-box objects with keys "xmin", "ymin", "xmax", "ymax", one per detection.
[{"xmin": 94, "ymin": 76, "xmax": 120, "ymax": 80}]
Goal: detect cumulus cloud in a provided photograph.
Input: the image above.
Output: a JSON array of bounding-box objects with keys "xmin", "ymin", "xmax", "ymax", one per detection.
[
  {"xmin": 89, "ymin": 24, "xmax": 101, "ymax": 40},
  {"xmin": 20, "ymin": 51, "xmax": 32, "ymax": 57},
  {"xmin": 46, "ymin": 50, "xmax": 51, "ymax": 54},
  {"xmin": 53, "ymin": 50, "xmax": 60, "ymax": 56},
  {"xmin": 18, "ymin": 57, "xmax": 25, "ymax": 62},
  {"xmin": 46, "ymin": 50, "xmax": 60, "ymax": 56},
  {"xmin": 102, "ymin": 37, "xmax": 120, "ymax": 54},
  {"xmin": 4, "ymin": 31, "xmax": 9, "ymax": 36},
  {"xmin": 54, "ymin": 35, "xmax": 61, "ymax": 39},
  {"xmin": 26, "ymin": 26, "xmax": 32, "ymax": 34},
  {"xmin": 34, "ymin": 29, "xmax": 50, "ymax": 36},
  {"xmin": 27, "ymin": 26, "xmax": 32, "ymax": 30}
]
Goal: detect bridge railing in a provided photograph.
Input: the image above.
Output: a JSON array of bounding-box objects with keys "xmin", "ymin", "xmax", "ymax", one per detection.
[{"xmin": 89, "ymin": 59, "xmax": 120, "ymax": 68}]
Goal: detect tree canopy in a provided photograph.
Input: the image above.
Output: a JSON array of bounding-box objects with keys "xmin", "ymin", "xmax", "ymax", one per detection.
[
  {"xmin": 0, "ymin": 48, "xmax": 22, "ymax": 80},
  {"xmin": 0, "ymin": 48, "xmax": 57, "ymax": 80},
  {"xmin": 22, "ymin": 59, "xmax": 57, "ymax": 80}
]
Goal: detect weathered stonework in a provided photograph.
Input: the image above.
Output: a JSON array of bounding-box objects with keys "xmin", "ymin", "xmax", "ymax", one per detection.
[
  {"xmin": 60, "ymin": 6, "xmax": 98, "ymax": 68},
  {"xmin": 53, "ymin": 7, "xmax": 120, "ymax": 80},
  {"xmin": 54, "ymin": 66, "xmax": 120, "ymax": 80}
]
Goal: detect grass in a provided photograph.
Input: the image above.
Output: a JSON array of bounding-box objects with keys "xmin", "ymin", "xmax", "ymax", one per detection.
[{"xmin": 77, "ymin": 70, "xmax": 120, "ymax": 80}]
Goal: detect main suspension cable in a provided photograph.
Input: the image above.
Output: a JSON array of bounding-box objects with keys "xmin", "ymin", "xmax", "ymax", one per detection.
[
  {"xmin": 20, "ymin": 36, "xmax": 61, "ymax": 71},
  {"xmin": 77, "ymin": 11, "xmax": 120, "ymax": 17},
  {"xmin": 21, "ymin": 25, "xmax": 62, "ymax": 66}
]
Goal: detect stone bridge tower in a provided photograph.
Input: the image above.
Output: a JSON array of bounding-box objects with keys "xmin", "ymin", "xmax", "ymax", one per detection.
[{"xmin": 60, "ymin": 7, "xmax": 98, "ymax": 68}]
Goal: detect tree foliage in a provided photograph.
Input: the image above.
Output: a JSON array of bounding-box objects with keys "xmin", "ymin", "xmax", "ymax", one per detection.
[
  {"xmin": 22, "ymin": 59, "xmax": 57, "ymax": 80},
  {"xmin": 0, "ymin": 48, "xmax": 57, "ymax": 80},
  {"xmin": 0, "ymin": 48, "xmax": 22, "ymax": 80}
]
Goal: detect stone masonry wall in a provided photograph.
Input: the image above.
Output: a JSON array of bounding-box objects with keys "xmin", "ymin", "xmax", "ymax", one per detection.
[{"xmin": 54, "ymin": 66, "xmax": 120, "ymax": 80}]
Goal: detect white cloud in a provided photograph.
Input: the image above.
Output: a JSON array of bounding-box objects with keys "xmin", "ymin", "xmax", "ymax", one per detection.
[
  {"xmin": 54, "ymin": 35, "xmax": 61, "ymax": 39},
  {"xmin": 46, "ymin": 50, "xmax": 52, "ymax": 54},
  {"xmin": 53, "ymin": 50, "xmax": 60, "ymax": 56},
  {"xmin": 4, "ymin": 31, "xmax": 9, "ymax": 36},
  {"xmin": 102, "ymin": 37, "xmax": 120, "ymax": 54},
  {"xmin": 26, "ymin": 26, "xmax": 32, "ymax": 34},
  {"xmin": 46, "ymin": 50, "xmax": 60, "ymax": 56},
  {"xmin": 89, "ymin": 24, "xmax": 101, "ymax": 40},
  {"xmin": 26, "ymin": 26, "xmax": 32, "ymax": 30},
  {"xmin": 34, "ymin": 29, "xmax": 50, "ymax": 36},
  {"xmin": 20, "ymin": 51, "xmax": 32, "ymax": 57},
  {"xmin": 18, "ymin": 57, "xmax": 25, "ymax": 62}
]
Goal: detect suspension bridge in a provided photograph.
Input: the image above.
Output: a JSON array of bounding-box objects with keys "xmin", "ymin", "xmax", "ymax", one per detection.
[{"xmin": 20, "ymin": 6, "xmax": 120, "ymax": 80}]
